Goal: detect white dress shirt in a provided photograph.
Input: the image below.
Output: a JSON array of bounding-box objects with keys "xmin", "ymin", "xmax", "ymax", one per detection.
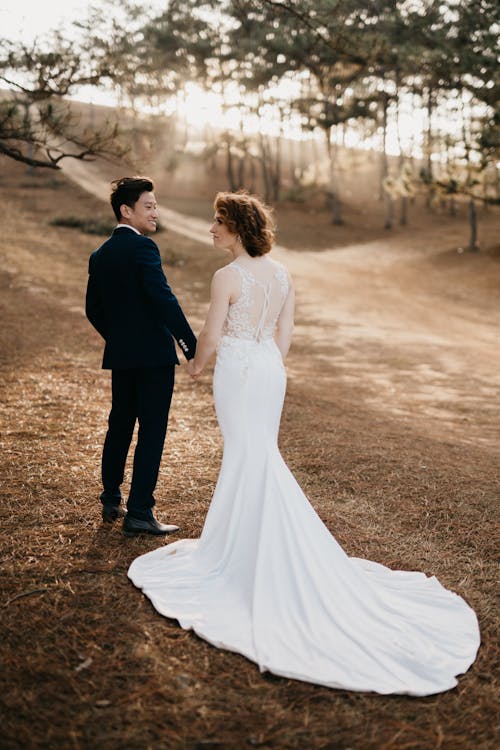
[{"xmin": 116, "ymin": 223, "xmax": 141, "ymax": 235}]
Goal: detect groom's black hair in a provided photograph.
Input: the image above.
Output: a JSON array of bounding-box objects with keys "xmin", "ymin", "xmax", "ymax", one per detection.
[{"xmin": 110, "ymin": 176, "xmax": 154, "ymax": 221}]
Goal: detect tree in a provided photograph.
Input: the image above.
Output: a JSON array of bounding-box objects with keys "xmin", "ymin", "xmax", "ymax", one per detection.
[
  {"xmin": 0, "ymin": 33, "xmax": 123, "ymax": 169},
  {"xmin": 215, "ymin": 0, "xmax": 372, "ymax": 221},
  {"xmin": 413, "ymin": 0, "xmax": 500, "ymax": 249}
]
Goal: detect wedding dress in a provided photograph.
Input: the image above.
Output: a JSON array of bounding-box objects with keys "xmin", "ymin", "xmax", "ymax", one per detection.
[{"xmin": 128, "ymin": 257, "xmax": 480, "ymax": 696}]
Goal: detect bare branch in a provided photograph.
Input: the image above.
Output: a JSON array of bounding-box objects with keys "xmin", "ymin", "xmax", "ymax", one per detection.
[
  {"xmin": 0, "ymin": 141, "xmax": 58, "ymax": 168},
  {"xmin": 0, "ymin": 30, "xmax": 125, "ymax": 170}
]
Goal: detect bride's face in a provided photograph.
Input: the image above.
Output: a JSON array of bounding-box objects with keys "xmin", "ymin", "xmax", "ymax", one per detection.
[{"xmin": 210, "ymin": 212, "xmax": 238, "ymax": 251}]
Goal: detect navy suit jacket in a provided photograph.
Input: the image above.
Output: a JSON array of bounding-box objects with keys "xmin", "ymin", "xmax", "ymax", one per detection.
[{"xmin": 85, "ymin": 227, "xmax": 196, "ymax": 369}]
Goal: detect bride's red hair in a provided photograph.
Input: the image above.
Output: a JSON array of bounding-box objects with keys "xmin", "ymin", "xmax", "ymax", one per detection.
[{"xmin": 214, "ymin": 191, "xmax": 275, "ymax": 257}]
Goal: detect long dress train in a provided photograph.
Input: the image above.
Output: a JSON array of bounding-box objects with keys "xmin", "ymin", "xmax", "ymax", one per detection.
[{"xmin": 128, "ymin": 258, "xmax": 480, "ymax": 696}]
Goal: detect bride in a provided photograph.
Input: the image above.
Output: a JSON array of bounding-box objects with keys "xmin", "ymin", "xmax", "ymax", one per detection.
[{"xmin": 128, "ymin": 191, "xmax": 480, "ymax": 696}]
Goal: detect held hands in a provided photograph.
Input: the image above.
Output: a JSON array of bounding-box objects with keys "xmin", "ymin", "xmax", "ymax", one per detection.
[{"xmin": 187, "ymin": 358, "xmax": 203, "ymax": 380}]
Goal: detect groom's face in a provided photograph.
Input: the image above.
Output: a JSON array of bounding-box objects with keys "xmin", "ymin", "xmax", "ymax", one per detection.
[{"xmin": 121, "ymin": 191, "xmax": 158, "ymax": 235}]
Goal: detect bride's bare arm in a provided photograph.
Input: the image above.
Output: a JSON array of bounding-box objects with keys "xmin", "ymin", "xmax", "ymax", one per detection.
[
  {"xmin": 189, "ymin": 268, "xmax": 234, "ymax": 375},
  {"xmin": 275, "ymin": 281, "xmax": 295, "ymax": 359}
]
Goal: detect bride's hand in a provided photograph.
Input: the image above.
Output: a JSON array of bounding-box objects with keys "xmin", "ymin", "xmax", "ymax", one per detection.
[{"xmin": 187, "ymin": 358, "xmax": 203, "ymax": 379}]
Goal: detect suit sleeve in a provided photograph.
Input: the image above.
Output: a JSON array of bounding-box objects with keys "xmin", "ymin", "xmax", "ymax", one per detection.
[
  {"xmin": 85, "ymin": 256, "xmax": 107, "ymax": 339},
  {"xmin": 136, "ymin": 238, "xmax": 197, "ymax": 360}
]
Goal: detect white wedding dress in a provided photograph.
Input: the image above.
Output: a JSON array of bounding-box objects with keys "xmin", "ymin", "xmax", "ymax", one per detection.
[{"xmin": 128, "ymin": 257, "xmax": 480, "ymax": 696}]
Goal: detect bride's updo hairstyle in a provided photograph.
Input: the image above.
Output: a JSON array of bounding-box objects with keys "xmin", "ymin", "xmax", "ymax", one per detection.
[{"xmin": 214, "ymin": 191, "xmax": 275, "ymax": 257}]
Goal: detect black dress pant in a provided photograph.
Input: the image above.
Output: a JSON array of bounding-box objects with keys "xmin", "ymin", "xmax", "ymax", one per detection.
[{"xmin": 101, "ymin": 365, "xmax": 175, "ymax": 517}]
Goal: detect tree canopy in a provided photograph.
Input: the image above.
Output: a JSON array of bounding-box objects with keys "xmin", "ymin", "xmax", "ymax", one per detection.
[{"xmin": 1, "ymin": 0, "xmax": 498, "ymax": 228}]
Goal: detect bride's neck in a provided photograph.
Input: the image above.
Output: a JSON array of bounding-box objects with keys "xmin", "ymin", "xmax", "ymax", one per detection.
[
  {"xmin": 232, "ymin": 247, "xmax": 247, "ymax": 259},
  {"xmin": 231, "ymin": 246, "xmax": 269, "ymax": 263}
]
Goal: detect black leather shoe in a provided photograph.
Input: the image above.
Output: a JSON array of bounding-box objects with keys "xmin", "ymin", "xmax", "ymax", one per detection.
[
  {"xmin": 102, "ymin": 504, "xmax": 126, "ymax": 523},
  {"xmin": 122, "ymin": 513, "xmax": 180, "ymax": 537}
]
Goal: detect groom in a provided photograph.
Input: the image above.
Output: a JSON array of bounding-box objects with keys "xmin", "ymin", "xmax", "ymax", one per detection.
[{"xmin": 85, "ymin": 176, "xmax": 196, "ymax": 536}]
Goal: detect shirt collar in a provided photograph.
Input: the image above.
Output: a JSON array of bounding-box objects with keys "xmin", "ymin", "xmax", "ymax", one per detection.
[{"xmin": 116, "ymin": 223, "xmax": 141, "ymax": 235}]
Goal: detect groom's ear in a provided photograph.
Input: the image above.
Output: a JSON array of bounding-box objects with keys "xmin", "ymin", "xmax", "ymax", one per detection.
[{"xmin": 120, "ymin": 203, "xmax": 133, "ymax": 221}]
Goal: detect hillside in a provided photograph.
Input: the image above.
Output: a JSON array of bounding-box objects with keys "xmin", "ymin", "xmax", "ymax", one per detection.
[{"xmin": 0, "ymin": 155, "xmax": 498, "ymax": 750}]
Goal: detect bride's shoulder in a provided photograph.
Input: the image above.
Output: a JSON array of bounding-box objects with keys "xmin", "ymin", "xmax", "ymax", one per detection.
[
  {"xmin": 214, "ymin": 261, "xmax": 241, "ymax": 279},
  {"xmin": 270, "ymin": 258, "xmax": 293, "ymax": 284},
  {"xmin": 270, "ymin": 258, "xmax": 288, "ymax": 272},
  {"xmin": 211, "ymin": 263, "xmax": 241, "ymax": 289}
]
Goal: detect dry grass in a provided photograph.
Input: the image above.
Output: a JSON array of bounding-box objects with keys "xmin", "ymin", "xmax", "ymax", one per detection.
[{"xmin": 0, "ymin": 159, "xmax": 498, "ymax": 749}]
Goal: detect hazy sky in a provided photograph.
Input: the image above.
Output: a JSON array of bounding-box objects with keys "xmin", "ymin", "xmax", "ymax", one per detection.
[
  {"xmin": 0, "ymin": 0, "xmax": 429, "ymax": 152},
  {"xmin": 1, "ymin": 0, "xmax": 93, "ymax": 41},
  {"xmin": 0, "ymin": 1, "xmax": 163, "ymax": 42}
]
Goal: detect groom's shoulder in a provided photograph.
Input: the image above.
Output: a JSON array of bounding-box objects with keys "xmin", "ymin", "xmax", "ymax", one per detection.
[
  {"xmin": 110, "ymin": 228, "xmax": 156, "ymax": 246},
  {"xmin": 96, "ymin": 229, "xmax": 158, "ymax": 252},
  {"xmin": 131, "ymin": 233, "xmax": 160, "ymax": 258},
  {"xmin": 115, "ymin": 229, "xmax": 159, "ymax": 252}
]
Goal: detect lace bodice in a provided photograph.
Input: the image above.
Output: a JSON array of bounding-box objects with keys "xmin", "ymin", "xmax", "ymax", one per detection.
[{"xmin": 222, "ymin": 259, "xmax": 290, "ymax": 342}]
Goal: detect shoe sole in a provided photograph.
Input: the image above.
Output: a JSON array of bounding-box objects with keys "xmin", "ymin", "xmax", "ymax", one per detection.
[
  {"xmin": 122, "ymin": 527, "xmax": 180, "ymax": 538},
  {"xmin": 102, "ymin": 512, "xmax": 126, "ymax": 523}
]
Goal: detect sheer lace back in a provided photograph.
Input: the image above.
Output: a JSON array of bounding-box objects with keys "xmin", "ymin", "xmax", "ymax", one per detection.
[{"xmin": 223, "ymin": 259, "xmax": 289, "ymax": 341}]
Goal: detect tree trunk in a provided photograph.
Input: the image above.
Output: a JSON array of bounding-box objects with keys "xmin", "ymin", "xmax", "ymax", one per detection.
[
  {"xmin": 400, "ymin": 196, "xmax": 407, "ymax": 226},
  {"xmin": 23, "ymin": 103, "xmax": 34, "ymax": 175},
  {"xmin": 425, "ymin": 88, "xmax": 434, "ymax": 208},
  {"xmin": 249, "ymin": 155, "xmax": 256, "ymax": 193},
  {"xmin": 259, "ymin": 132, "xmax": 271, "ymax": 203},
  {"xmin": 288, "ymin": 136, "xmax": 298, "ymax": 187},
  {"xmin": 204, "ymin": 125, "xmax": 217, "ymax": 171},
  {"xmin": 237, "ymin": 153, "xmax": 245, "ymax": 190},
  {"xmin": 182, "ymin": 89, "xmax": 189, "ymax": 147},
  {"xmin": 236, "ymin": 121, "xmax": 246, "ymax": 190},
  {"xmin": 225, "ymin": 136, "xmax": 237, "ymax": 191},
  {"xmin": 468, "ymin": 198, "xmax": 479, "ymax": 251},
  {"xmin": 325, "ymin": 127, "xmax": 342, "ymax": 225},
  {"xmin": 384, "ymin": 193, "xmax": 393, "ymax": 229},
  {"xmin": 379, "ymin": 94, "xmax": 389, "ymax": 202},
  {"xmin": 311, "ymin": 136, "xmax": 321, "ymax": 184},
  {"xmin": 395, "ymin": 79, "xmax": 408, "ymax": 227},
  {"xmin": 272, "ymin": 134, "xmax": 281, "ymax": 202}
]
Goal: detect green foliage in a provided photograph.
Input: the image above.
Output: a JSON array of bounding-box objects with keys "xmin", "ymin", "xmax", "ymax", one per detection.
[
  {"xmin": 50, "ymin": 216, "xmax": 117, "ymax": 235},
  {"xmin": 2, "ymin": 0, "xmax": 498, "ymax": 217},
  {"xmin": 50, "ymin": 215, "xmax": 164, "ymax": 235}
]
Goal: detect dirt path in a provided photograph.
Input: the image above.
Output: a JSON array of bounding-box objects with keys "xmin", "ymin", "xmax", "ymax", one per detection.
[
  {"xmin": 288, "ymin": 239, "xmax": 500, "ymax": 449},
  {"xmin": 62, "ymin": 160, "xmax": 213, "ymax": 246},
  {"xmin": 63, "ymin": 159, "xmax": 500, "ymax": 450}
]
